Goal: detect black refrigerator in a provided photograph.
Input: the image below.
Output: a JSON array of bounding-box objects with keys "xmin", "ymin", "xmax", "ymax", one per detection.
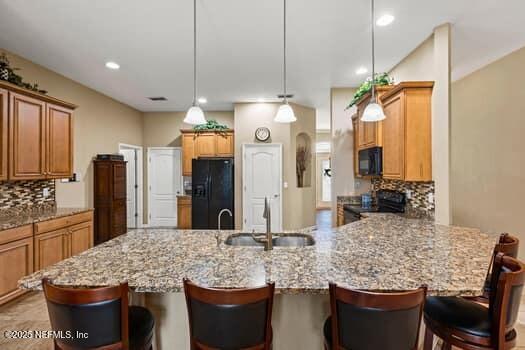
[{"xmin": 192, "ymin": 158, "xmax": 234, "ymax": 229}]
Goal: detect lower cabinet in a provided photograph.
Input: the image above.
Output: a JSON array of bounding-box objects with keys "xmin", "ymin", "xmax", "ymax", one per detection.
[
  {"xmin": 0, "ymin": 227, "xmax": 33, "ymax": 305},
  {"xmin": 177, "ymin": 196, "xmax": 192, "ymax": 229},
  {"xmin": 34, "ymin": 212, "xmax": 94, "ymax": 270}
]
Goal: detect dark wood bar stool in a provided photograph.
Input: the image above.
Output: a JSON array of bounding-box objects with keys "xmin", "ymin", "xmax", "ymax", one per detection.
[
  {"xmin": 424, "ymin": 253, "xmax": 525, "ymax": 350},
  {"xmin": 42, "ymin": 278, "xmax": 155, "ymax": 350},
  {"xmin": 183, "ymin": 278, "xmax": 275, "ymax": 350},
  {"xmin": 323, "ymin": 282, "xmax": 427, "ymax": 350},
  {"xmin": 467, "ymin": 233, "xmax": 520, "ymax": 304}
]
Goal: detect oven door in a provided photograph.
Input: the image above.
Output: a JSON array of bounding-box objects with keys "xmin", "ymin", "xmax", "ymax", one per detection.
[{"xmin": 343, "ymin": 209, "xmax": 361, "ymax": 224}]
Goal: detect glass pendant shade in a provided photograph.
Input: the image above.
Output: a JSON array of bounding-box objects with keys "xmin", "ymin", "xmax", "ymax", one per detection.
[
  {"xmin": 184, "ymin": 105, "xmax": 206, "ymax": 125},
  {"xmin": 274, "ymin": 103, "xmax": 297, "ymax": 123},
  {"xmin": 361, "ymin": 101, "xmax": 386, "ymax": 122}
]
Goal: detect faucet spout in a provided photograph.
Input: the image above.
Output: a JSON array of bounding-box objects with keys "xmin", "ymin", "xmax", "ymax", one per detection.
[
  {"xmin": 263, "ymin": 197, "xmax": 272, "ymax": 250},
  {"xmin": 218, "ymin": 208, "xmax": 233, "ymax": 232}
]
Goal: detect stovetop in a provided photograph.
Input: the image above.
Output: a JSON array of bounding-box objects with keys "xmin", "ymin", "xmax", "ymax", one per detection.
[{"xmin": 343, "ymin": 189, "xmax": 406, "ymax": 215}]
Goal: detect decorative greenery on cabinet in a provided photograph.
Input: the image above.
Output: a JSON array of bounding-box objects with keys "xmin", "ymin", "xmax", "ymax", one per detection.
[
  {"xmin": 193, "ymin": 119, "xmax": 229, "ymax": 132},
  {"xmin": 346, "ymin": 72, "xmax": 393, "ymax": 109}
]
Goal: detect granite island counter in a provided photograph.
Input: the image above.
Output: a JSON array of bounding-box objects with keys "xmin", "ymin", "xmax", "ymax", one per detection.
[{"xmin": 19, "ymin": 214, "xmax": 497, "ymax": 349}]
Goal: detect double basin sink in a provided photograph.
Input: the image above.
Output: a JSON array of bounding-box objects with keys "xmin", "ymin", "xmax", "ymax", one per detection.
[{"xmin": 224, "ymin": 232, "xmax": 315, "ymax": 247}]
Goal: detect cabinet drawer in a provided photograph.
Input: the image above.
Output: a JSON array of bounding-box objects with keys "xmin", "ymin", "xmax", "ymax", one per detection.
[
  {"xmin": 35, "ymin": 211, "xmax": 93, "ymax": 235},
  {"xmin": 0, "ymin": 224, "xmax": 33, "ymax": 245}
]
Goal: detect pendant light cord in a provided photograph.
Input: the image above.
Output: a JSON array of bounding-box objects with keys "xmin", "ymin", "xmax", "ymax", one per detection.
[
  {"xmin": 193, "ymin": 0, "xmax": 197, "ymax": 106},
  {"xmin": 283, "ymin": 0, "xmax": 287, "ymax": 104},
  {"xmin": 370, "ymin": 0, "xmax": 376, "ymax": 102}
]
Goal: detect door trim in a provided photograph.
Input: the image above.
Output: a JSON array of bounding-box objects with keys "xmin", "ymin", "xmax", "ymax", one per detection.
[
  {"xmin": 119, "ymin": 143, "xmax": 143, "ymax": 228},
  {"xmin": 147, "ymin": 147, "xmax": 183, "ymax": 227},
  {"xmin": 242, "ymin": 143, "xmax": 283, "ymax": 232}
]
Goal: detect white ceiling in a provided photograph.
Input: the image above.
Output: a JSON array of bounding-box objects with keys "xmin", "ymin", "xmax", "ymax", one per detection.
[{"xmin": 1, "ymin": 0, "xmax": 524, "ymax": 130}]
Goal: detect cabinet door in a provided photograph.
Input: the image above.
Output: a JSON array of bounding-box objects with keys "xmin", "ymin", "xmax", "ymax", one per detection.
[
  {"xmin": 0, "ymin": 88, "xmax": 7, "ymax": 180},
  {"xmin": 195, "ymin": 133, "xmax": 217, "ymax": 157},
  {"xmin": 34, "ymin": 230, "xmax": 67, "ymax": 270},
  {"xmin": 382, "ymin": 93, "xmax": 405, "ymax": 180},
  {"xmin": 0, "ymin": 237, "xmax": 33, "ymax": 305},
  {"xmin": 69, "ymin": 221, "xmax": 93, "ymax": 257},
  {"xmin": 177, "ymin": 200, "xmax": 192, "ymax": 229},
  {"xmin": 9, "ymin": 93, "xmax": 47, "ymax": 180},
  {"xmin": 216, "ymin": 132, "xmax": 234, "ymax": 156},
  {"xmin": 351, "ymin": 116, "xmax": 359, "ymax": 177},
  {"xmin": 47, "ymin": 104, "xmax": 73, "ymax": 178},
  {"xmin": 182, "ymin": 133, "xmax": 195, "ymax": 176}
]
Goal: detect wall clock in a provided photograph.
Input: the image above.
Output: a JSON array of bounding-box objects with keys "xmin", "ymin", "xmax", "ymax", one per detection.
[{"xmin": 255, "ymin": 127, "xmax": 271, "ymax": 142}]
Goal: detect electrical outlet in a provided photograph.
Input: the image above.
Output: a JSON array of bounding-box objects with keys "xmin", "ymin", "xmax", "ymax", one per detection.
[
  {"xmin": 354, "ymin": 180, "xmax": 361, "ymax": 189},
  {"xmin": 43, "ymin": 188, "xmax": 50, "ymax": 198},
  {"xmin": 405, "ymin": 190, "xmax": 412, "ymax": 199},
  {"xmin": 428, "ymin": 192, "xmax": 434, "ymax": 204},
  {"xmin": 283, "ymin": 182, "xmax": 288, "ymax": 189}
]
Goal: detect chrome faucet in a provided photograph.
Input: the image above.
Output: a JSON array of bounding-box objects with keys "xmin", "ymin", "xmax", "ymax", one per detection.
[
  {"xmin": 216, "ymin": 209, "xmax": 233, "ymax": 247},
  {"xmin": 218, "ymin": 208, "xmax": 233, "ymax": 231},
  {"xmin": 252, "ymin": 197, "xmax": 273, "ymax": 250}
]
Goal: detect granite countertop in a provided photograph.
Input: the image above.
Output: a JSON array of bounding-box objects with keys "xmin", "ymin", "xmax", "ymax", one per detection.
[
  {"xmin": 19, "ymin": 214, "xmax": 497, "ymax": 296},
  {"xmin": 0, "ymin": 207, "xmax": 93, "ymax": 231}
]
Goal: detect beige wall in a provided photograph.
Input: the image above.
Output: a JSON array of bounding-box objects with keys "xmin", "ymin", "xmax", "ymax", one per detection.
[
  {"xmin": 233, "ymin": 102, "xmax": 316, "ymax": 230},
  {"xmin": 389, "ymin": 23, "xmax": 451, "ymax": 224},
  {"xmin": 330, "ymin": 88, "xmax": 371, "ymax": 224},
  {"xmin": 2, "ymin": 50, "xmax": 143, "ymax": 208},
  {"xmin": 451, "ymin": 46, "xmax": 525, "ymax": 258}
]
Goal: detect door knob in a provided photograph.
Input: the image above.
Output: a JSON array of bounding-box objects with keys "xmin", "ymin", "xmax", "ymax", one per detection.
[{"xmin": 273, "ymin": 194, "xmax": 279, "ymax": 198}]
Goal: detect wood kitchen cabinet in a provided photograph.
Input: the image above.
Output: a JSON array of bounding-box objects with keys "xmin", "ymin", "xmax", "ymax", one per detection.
[
  {"xmin": 355, "ymin": 86, "xmax": 392, "ymax": 150},
  {"xmin": 0, "ymin": 88, "xmax": 7, "ymax": 180},
  {"xmin": 177, "ymin": 195, "xmax": 192, "ymax": 229},
  {"xmin": 351, "ymin": 115, "xmax": 359, "ymax": 177},
  {"xmin": 0, "ymin": 225, "xmax": 33, "ymax": 305},
  {"xmin": 0, "ymin": 81, "xmax": 76, "ymax": 180},
  {"xmin": 181, "ymin": 130, "xmax": 234, "ymax": 176},
  {"xmin": 34, "ymin": 211, "xmax": 94, "ymax": 270},
  {"xmin": 94, "ymin": 159, "xmax": 127, "ymax": 245},
  {"xmin": 380, "ymin": 82, "xmax": 433, "ymax": 181},
  {"xmin": 8, "ymin": 92, "xmax": 47, "ymax": 180}
]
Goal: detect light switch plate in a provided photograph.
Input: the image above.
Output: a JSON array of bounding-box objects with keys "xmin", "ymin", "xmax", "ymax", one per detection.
[{"xmin": 43, "ymin": 188, "xmax": 50, "ymax": 198}]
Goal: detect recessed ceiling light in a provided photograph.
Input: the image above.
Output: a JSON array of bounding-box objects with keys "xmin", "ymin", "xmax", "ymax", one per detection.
[
  {"xmin": 356, "ymin": 67, "xmax": 368, "ymax": 75},
  {"xmin": 197, "ymin": 97, "xmax": 207, "ymax": 104},
  {"xmin": 376, "ymin": 14, "xmax": 395, "ymax": 26},
  {"xmin": 105, "ymin": 61, "xmax": 120, "ymax": 70}
]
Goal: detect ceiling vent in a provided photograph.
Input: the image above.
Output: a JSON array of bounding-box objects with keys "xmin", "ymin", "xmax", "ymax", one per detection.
[
  {"xmin": 148, "ymin": 97, "xmax": 167, "ymax": 101},
  {"xmin": 277, "ymin": 94, "xmax": 294, "ymax": 99}
]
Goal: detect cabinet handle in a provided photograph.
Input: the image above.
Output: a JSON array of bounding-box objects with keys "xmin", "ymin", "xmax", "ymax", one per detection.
[{"xmin": 420, "ymin": 164, "xmax": 423, "ymax": 177}]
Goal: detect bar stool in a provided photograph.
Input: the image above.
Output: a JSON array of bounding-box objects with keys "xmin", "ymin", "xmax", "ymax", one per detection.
[
  {"xmin": 467, "ymin": 233, "xmax": 519, "ymax": 304},
  {"xmin": 183, "ymin": 278, "xmax": 275, "ymax": 350},
  {"xmin": 323, "ymin": 282, "xmax": 427, "ymax": 350},
  {"xmin": 424, "ymin": 253, "xmax": 525, "ymax": 350},
  {"xmin": 42, "ymin": 278, "xmax": 155, "ymax": 350}
]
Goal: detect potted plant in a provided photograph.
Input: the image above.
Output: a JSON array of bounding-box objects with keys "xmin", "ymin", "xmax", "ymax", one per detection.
[
  {"xmin": 193, "ymin": 120, "xmax": 229, "ymax": 133},
  {"xmin": 346, "ymin": 72, "xmax": 393, "ymax": 109}
]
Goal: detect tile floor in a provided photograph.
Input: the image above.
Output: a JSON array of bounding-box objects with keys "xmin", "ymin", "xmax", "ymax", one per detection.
[{"xmin": 1, "ymin": 210, "xmax": 524, "ymax": 349}]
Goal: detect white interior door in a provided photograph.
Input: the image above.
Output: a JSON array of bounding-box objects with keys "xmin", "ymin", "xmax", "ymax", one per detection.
[
  {"xmin": 120, "ymin": 149, "xmax": 137, "ymax": 228},
  {"xmin": 243, "ymin": 144, "xmax": 282, "ymax": 232},
  {"xmin": 148, "ymin": 148, "xmax": 182, "ymax": 227}
]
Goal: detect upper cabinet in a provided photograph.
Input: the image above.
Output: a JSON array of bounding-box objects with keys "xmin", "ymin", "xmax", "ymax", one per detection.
[
  {"xmin": 181, "ymin": 130, "xmax": 234, "ymax": 176},
  {"xmin": 380, "ymin": 82, "xmax": 433, "ymax": 182},
  {"xmin": 9, "ymin": 93, "xmax": 47, "ymax": 180},
  {"xmin": 355, "ymin": 86, "xmax": 392, "ymax": 150},
  {"xmin": 0, "ymin": 81, "xmax": 76, "ymax": 181},
  {"xmin": 0, "ymin": 88, "xmax": 7, "ymax": 180}
]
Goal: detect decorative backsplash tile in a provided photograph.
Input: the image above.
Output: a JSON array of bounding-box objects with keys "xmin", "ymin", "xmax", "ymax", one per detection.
[
  {"xmin": 371, "ymin": 178, "xmax": 435, "ymax": 215},
  {"xmin": 0, "ymin": 180, "xmax": 55, "ymax": 210}
]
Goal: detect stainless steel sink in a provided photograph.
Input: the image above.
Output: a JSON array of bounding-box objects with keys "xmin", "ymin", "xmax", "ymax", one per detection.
[{"xmin": 224, "ymin": 233, "xmax": 315, "ymax": 247}]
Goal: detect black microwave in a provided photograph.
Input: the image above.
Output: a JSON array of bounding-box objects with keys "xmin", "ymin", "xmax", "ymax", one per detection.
[{"xmin": 358, "ymin": 146, "xmax": 382, "ymax": 176}]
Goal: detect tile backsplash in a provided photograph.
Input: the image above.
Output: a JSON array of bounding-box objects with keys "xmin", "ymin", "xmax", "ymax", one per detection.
[
  {"xmin": 371, "ymin": 178, "xmax": 435, "ymax": 215},
  {"xmin": 0, "ymin": 180, "xmax": 56, "ymax": 210}
]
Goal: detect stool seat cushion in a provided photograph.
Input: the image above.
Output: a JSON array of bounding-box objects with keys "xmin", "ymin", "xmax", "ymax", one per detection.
[
  {"xmin": 129, "ymin": 306, "xmax": 155, "ymax": 349},
  {"xmin": 424, "ymin": 296, "xmax": 491, "ymax": 338}
]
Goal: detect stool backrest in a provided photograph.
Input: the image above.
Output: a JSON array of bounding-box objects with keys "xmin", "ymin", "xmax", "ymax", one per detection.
[
  {"xmin": 183, "ymin": 278, "xmax": 275, "ymax": 350},
  {"xmin": 488, "ymin": 234, "xmax": 520, "ymax": 305},
  {"xmin": 491, "ymin": 254, "xmax": 525, "ymax": 349},
  {"xmin": 328, "ymin": 283, "xmax": 427, "ymax": 350},
  {"xmin": 42, "ymin": 278, "xmax": 129, "ymax": 350}
]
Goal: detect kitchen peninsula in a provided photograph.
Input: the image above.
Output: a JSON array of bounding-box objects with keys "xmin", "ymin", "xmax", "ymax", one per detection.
[{"xmin": 20, "ymin": 214, "xmax": 496, "ymax": 349}]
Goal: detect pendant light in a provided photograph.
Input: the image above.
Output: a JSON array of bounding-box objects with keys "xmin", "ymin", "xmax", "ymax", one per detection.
[
  {"xmin": 274, "ymin": 0, "xmax": 296, "ymax": 123},
  {"xmin": 361, "ymin": 0, "xmax": 386, "ymax": 122},
  {"xmin": 184, "ymin": 0, "xmax": 207, "ymax": 125}
]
